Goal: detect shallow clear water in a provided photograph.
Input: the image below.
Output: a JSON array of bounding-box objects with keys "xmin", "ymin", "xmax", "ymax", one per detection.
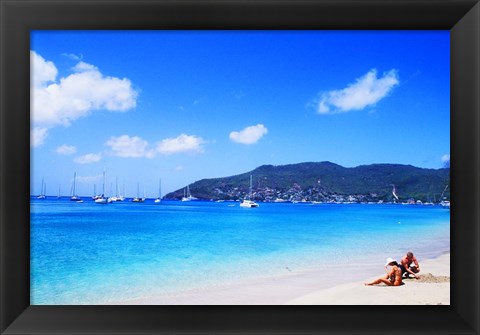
[{"xmin": 31, "ymin": 198, "xmax": 450, "ymax": 304}]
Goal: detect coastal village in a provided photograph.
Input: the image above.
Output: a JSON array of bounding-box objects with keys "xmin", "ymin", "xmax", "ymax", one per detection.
[
  {"xmin": 166, "ymin": 162, "xmax": 450, "ymax": 205},
  {"xmin": 205, "ymin": 183, "xmax": 389, "ymax": 204},
  {"xmin": 170, "ymin": 183, "xmax": 449, "ymax": 205}
]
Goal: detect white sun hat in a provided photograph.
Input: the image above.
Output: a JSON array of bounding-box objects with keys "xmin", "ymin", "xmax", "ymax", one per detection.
[{"xmin": 385, "ymin": 257, "xmax": 397, "ymax": 266}]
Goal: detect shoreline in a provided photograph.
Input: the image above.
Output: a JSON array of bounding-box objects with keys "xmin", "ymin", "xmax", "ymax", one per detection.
[
  {"xmin": 122, "ymin": 251, "xmax": 450, "ymax": 305},
  {"xmin": 288, "ymin": 252, "xmax": 450, "ymax": 305}
]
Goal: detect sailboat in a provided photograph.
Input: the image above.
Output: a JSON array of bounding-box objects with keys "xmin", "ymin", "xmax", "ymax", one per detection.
[
  {"xmin": 92, "ymin": 184, "xmax": 101, "ymax": 200},
  {"xmin": 392, "ymin": 184, "xmax": 399, "ymax": 203},
  {"xmin": 70, "ymin": 172, "xmax": 81, "ymax": 201},
  {"xmin": 181, "ymin": 188, "xmax": 188, "ymax": 201},
  {"xmin": 439, "ymin": 185, "xmax": 450, "ymax": 209},
  {"xmin": 37, "ymin": 178, "xmax": 46, "ymax": 199},
  {"xmin": 181, "ymin": 185, "xmax": 197, "ymax": 201},
  {"xmin": 132, "ymin": 182, "xmax": 145, "ymax": 202},
  {"xmin": 154, "ymin": 179, "xmax": 162, "ymax": 203},
  {"xmin": 240, "ymin": 175, "xmax": 259, "ymax": 208},
  {"xmin": 95, "ymin": 170, "xmax": 111, "ymax": 204},
  {"xmin": 117, "ymin": 180, "xmax": 126, "ymax": 201},
  {"xmin": 440, "ymin": 200, "xmax": 451, "ymax": 209},
  {"xmin": 109, "ymin": 177, "xmax": 120, "ymax": 202}
]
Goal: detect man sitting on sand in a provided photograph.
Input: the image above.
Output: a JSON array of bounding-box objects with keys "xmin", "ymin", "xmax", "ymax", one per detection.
[
  {"xmin": 400, "ymin": 251, "xmax": 420, "ymax": 279},
  {"xmin": 364, "ymin": 258, "xmax": 403, "ymax": 286}
]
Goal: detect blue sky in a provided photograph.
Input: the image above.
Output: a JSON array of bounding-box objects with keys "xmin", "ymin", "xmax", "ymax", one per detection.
[{"xmin": 30, "ymin": 31, "xmax": 450, "ymax": 197}]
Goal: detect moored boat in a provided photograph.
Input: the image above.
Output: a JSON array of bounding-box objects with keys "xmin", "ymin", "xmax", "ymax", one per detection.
[
  {"xmin": 181, "ymin": 185, "xmax": 197, "ymax": 202},
  {"xmin": 95, "ymin": 170, "xmax": 111, "ymax": 204},
  {"xmin": 70, "ymin": 172, "xmax": 81, "ymax": 201},
  {"xmin": 240, "ymin": 175, "xmax": 259, "ymax": 208},
  {"xmin": 132, "ymin": 182, "xmax": 145, "ymax": 202},
  {"xmin": 37, "ymin": 178, "xmax": 46, "ymax": 199},
  {"xmin": 154, "ymin": 179, "xmax": 162, "ymax": 203},
  {"xmin": 440, "ymin": 200, "xmax": 450, "ymax": 209}
]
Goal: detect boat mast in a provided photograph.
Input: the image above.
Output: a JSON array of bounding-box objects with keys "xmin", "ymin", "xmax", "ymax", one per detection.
[
  {"xmin": 249, "ymin": 175, "xmax": 253, "ymax": 200},
  {"xmin": 391, "ymin": 184, "xmax": 399, "ymax": 203},
  {"xmin": 159, "ymin": 179, "xmax": 162, "ymax": 199},
  {"xmin": 73, "ymin": 172, "xmax": 76, "ymax": 196},
  {"xmin": 102, "ymin": 170, "xmax": 106, "ymax": 196},
  {"xmin": 440, "ymin": 185, "xmax": 448, "ymax": 200}
]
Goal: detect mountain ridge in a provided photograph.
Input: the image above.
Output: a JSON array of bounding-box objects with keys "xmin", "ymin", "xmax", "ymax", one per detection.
[{"xmin": 165, "ymin": 161, "xmax": 450, "ymax": 203}]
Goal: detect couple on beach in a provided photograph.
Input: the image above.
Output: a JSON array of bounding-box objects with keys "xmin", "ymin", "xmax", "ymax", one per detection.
[{"xmin": 364, "ymin": 251, "xmax": 420, "ymax": 287}]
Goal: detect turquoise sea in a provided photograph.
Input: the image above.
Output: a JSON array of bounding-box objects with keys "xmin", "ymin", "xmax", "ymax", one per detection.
[{"xmin": 30, "ymin": 198, "xmax": 450, "ymax": 304}]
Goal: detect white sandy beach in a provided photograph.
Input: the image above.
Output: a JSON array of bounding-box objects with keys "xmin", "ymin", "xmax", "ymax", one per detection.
[
  {"xmin": 288, "ymin": 253, "xmax": 450, "ymax": 305},
  {"xmin": 124, "ymin": 252, "xmax": 450, "ymax": 305}
]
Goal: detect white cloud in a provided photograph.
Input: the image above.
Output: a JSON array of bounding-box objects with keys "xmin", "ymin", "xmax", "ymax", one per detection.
[
  {"xmin": 30, "ymin": 51, "xmax": 138, "ymax": 140},
  {"xmin": 104, "ymin": 134, "xmax": 207, "ymax": 158},
  {"xmin": 56, "ymin": 144, "xmax": 77, "ymax": 155},
  {"xmin": 175, "ymin": 165, "xmax": 184, "ymax": 171},
  {"xmin": 156, "ymin": 134, "xmax": 205, "ymax": 154},
  {"xmin": 441, "ymin": 154, "xmax": 450, "ymax": 167},
  {"xmin": 61, "ymin": 53, "xmax": 83, "ymax": 61},
  {"xmin": 74, "ymin": 153, "xmax": 102, "ymax": 164},
  {"xmin": 229, "ymin": 124, "xmax": 268, "ymax": 145},
  {"xmin": 31, "ymin": 51, "xmax": 58, "ymax": 88},
  {"xmin": 317, "ymin": 69, "xmax": 399, "ymax": 114},
  {"xmin": 105, "ymin": 135, "xmax": 155, "ymax": 158},
  {"xmin": 31, "ymin": 127, "xmax": 48, "ymax": 148},
  {"xmin": 72, "ymin": 61, "xmax": 98, "ymax": 73}
]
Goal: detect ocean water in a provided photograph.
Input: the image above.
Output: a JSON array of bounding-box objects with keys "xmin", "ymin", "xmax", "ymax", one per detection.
[{"xmin": 30, "ymin": 198, "xmax": 450, "ymax": 304}]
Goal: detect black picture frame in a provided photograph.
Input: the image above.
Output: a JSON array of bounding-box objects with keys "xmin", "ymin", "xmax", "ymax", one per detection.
[{"xmin": 1, "ymin": 0, "xmax": 479, "ymax": 334}]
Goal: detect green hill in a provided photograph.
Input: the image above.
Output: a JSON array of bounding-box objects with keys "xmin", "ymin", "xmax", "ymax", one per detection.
[{"xmin": 165, "ymin": 162, "xmax": 450, "ymax": 203}]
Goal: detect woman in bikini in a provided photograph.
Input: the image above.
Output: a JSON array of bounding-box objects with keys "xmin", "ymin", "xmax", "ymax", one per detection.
[{"xmin": 364, "ymin": 257, "xmax": 403, "ymax": 286}]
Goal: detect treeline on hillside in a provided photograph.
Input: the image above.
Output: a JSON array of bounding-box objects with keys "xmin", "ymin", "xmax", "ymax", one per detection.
[{"xmin": 165, "ymin": 161, "xmax": 450, "ymax": 203}]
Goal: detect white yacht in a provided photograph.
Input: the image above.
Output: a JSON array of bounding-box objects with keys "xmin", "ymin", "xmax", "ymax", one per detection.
[
  {"xmin": 439, "ymin": 185, "xmax": 450, "ymax": 209},
  {"xmin": 440, "ymin": 200, "xmax": 450, "ymax": 209},
  {"xmin": 154, "ymin": 179, "xmax": 162, "ymax": 203},
  {"xmin": 70, "ymin": 172, "xmax": 81, "ymax": 201},
  {"xmin": 92, "ymin": 185, "xmax": 102, "ymax": 200},
  {"xmin": 109, "ymin": 177, "xmax": 122, "ymax": 202},
  {"xmin": 181, "ymin": 185, "xmax": 197, "ymax": 201},
  {"xmin": 132, "ymin": 182, "xmax": 145, "ymax": 202},
  {"xmin": 240, "ymin": 175, "xmax": 259, "ymax": 208},
  {"xmin": 37, "ymin": 178, "xmax": 46, "ymax": 199},
  {"xmin": 95, "ymin": 170, "xmax": 112, "ymax": 204}
]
